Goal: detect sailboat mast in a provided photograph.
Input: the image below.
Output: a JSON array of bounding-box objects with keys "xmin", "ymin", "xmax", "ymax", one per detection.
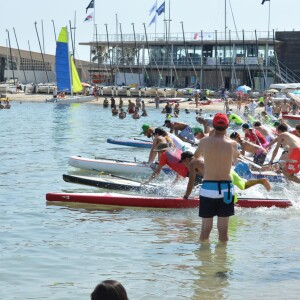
[
  {"xmin": 73, "ymin": 11, "xmax": 77, "ymax": 59},
  {"xmin": 34, "ymin": 21, "xmax": 49, "ymax": 83},
  {"xmin": 67, "ymin": 28, "xmax": 73, "ymax": 96},
  {"xmin": 105, "ymin": 24, "xmax": 114, "ymax": 84},
  {"xmin": 13, "ymin": 27, "xmax": 27, "ymax": 83},
  {"xmin": 119, "ymin": 23, "xmax": 127, "ymax": 85},
  {"xmin": 41, "ymin": 20, "xmax": 45, "ymax": 53},
  {"xmin": 69, "ymin": 20, "xmax": 75, "ymax": 57},
  {"xmin": 28, "ymin": 40, "xmax": 37, "ymax": 83},
  {"xmin": 5, "ymin": 29, "xmax": 15, "ymax": 83},
  {"xmin": 51, "ymin": 19, "xmax": 57, "ymax": 44},
  {"xmin": 132, "ymin": 23, "xmax": 141, "ymax": 87},
  {"xmin": 143, "ymin": 23, "xmax": 154, "ymax": 85}
]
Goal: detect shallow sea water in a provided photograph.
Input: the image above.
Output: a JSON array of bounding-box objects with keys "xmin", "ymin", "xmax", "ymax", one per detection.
[{"xmin": 0, "ymin": 101, "xmax": 300, "ymax": 299}]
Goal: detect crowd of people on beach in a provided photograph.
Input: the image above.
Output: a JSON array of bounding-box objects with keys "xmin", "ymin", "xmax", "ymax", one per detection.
[{"xmin": 101, "ymin": 89, "xmax": 299, "ymax": 245}]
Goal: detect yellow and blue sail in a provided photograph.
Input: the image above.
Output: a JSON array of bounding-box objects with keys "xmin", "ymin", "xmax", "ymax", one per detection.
[{"xmin": 55, "ymin": 27, "xmax": 82, "ymax": 93}]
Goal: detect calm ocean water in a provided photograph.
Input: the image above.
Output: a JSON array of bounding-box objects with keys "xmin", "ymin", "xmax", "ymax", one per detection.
[{"xmin": 1, "ymin": 101, "xmax": 300, "ymax": 300}]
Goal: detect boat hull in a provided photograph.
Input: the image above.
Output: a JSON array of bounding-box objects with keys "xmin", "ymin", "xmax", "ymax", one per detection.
[
  {"xmin": 46, "ymin": 95, "xmax": 94, "ymax": 104},
  {"xmin": 46, "ymin": 192, "xmax": 292, "ymax": 209},
  {"xmin": 107, "ymin": 138, "xmax": 153, "ymax": 148}
]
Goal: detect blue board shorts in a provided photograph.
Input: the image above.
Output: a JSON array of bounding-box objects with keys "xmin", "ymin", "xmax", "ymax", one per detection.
[
  {"xmin": 199, "ymin": 180, "xmax": 234, "ymax": 218},
  {"xmin": 178, "ymin": 126, "xmax": 195, "ymax": 143}
]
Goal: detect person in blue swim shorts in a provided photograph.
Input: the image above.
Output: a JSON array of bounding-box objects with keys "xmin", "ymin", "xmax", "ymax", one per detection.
[{"xmin": 194, "ymin": 113, "xmax": 240, "ymax": 242}]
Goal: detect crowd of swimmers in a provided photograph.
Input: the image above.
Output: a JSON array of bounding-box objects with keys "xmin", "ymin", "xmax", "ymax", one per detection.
[
  {"xmin": 0, "ymin": 99, "xmax": 11, "ymax": 109},
  {"xmin": 103, "ymin": 96, "xmax": 149, "ymax": 119}
]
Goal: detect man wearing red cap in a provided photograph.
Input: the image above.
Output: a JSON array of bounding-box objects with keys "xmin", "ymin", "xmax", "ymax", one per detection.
[{"xmin": 194, "ymin": 113, "xmax": 239, "ymax": 242}]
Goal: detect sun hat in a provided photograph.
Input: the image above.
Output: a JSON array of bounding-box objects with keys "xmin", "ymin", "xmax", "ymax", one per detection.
[
  {"xmin": 212, "ymin": 113, "xmax": 229, "ymax": 127},
  {"xmin": 140, "ymin": 124, "xmax": 150, "ymax": 135},
  {"xmin": 179, "ymin": 151, "xmax": 194, "ymax": 163},
  {"xmin": 154, "ymin": 143, "xmax": 169, "ymax": 152}
]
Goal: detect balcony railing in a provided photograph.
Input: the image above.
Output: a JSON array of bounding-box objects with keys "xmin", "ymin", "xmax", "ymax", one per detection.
[
  {"xmin": 98, "ymin": 56, "xmax": 275, "ymax": 68},
  {"xmin": 94, "ymin": 30, "xmax": 275, "ymax": 43}
]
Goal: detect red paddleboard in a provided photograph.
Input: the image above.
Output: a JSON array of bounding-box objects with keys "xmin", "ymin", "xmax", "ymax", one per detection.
[
  {"xmin": 282, "ymin": 114, "xmax": 300, "ymax": 121},
  {"xmin": 46, "ymin": 192, "xmax": 292, "ymax": 209}
]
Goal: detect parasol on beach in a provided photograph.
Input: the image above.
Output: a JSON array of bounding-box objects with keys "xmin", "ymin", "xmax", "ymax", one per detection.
[
  {"xmin": 288, "ymin": 93, "xmax": 300, "ymax": 105},
  {"xmin": 237, "ymin": 85, "xmax": 252, "ymax": 94},
  {"xmin": 266, "ymin": 89, "xmax": 279, "ymax": 93},
  {"xmin": 291, "ymin": 90, "xmax": 300, "ymax": 95}
]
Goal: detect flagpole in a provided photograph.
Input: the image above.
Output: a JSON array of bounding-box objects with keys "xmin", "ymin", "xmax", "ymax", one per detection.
[
  {"xmin": 268, "ymin": 0, "xmax": 270, "ymax": 39},
  {"xmin": 168, "ymin": 0, "xmax": 171, "ymax": 86},
  {"xmin": 224, "ymin": 0, "xmax": 227, "ymax": 40},
  {"xmin": 155, "ymin": 0, "xmax": 157, "ymax": 40},
  {"xmin": 94, "ymin": 0, "xmax": 96, "ymax": 28}
]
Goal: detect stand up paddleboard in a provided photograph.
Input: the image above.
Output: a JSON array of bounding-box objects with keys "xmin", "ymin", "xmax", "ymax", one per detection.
[
  {"xmin": 63, "ymin": 174, "xmax": 163, "ymax": 194},
  {"xmin": 46, "ymin": 192, "xmax": 292, "ymax": 209},
  {"xmin": 107, "ymin": 138, "xmax": 153, "ymax": 148}
]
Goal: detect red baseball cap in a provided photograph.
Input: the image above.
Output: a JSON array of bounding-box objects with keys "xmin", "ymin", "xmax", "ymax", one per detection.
[{"xmin": 213, "ymin": 113, "xmax": 229, "ymax": 127}]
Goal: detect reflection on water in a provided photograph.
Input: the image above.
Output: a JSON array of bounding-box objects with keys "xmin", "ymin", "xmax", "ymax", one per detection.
[
  {"xmin": 192, "ymin": 243, "xmax": 231, "ymax": 300},
  {"xmin": 1, "ymin": 102, "xmax": 300, "ymax": 299}
]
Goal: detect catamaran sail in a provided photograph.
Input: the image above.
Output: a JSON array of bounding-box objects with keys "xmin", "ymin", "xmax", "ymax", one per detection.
[{"xmin": 55, "ymin": 27, "xmax": 83, "ymax": 93}]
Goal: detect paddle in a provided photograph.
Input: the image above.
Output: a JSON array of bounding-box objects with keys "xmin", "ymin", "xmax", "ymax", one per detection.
[
  {"xmin": 263, "ymin": 158, "xmax": 297, "ymax": 166},
  {"xmin": 97, "ymin": 171, "xmax": 159, "ymax": 187},
  {"xmin": 133, "ymin": 138, "xmax": 152, "ymax": 143},
  {"xmin": 238, "ymin": 156, "xmax": 262, "ymax": 169}
]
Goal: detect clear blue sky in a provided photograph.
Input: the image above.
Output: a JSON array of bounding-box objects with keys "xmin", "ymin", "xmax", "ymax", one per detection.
[{"xmin": 1, "ymin": 0, "xmax": 298, "ymax": 61}]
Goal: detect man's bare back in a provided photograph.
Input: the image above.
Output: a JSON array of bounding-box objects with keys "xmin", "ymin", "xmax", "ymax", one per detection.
[
  {"xmin": 239, "ymin": 139, "xmax": 261, "ymax": 155},
  {"xmin": 278, "ymin": 132, "xmax": 300, "ymax": 149},
  {"xmin": 194, "ymin": 134, "xmax": 239, "ymax": 180}
]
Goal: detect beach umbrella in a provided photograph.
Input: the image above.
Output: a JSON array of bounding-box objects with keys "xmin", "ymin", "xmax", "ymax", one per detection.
[
  {"xmin": 237, "ymin": 85, "xmax": 252, "ymax": 93},
  {"xmin": 266, "ymin": 89, "xmax": 279, "ymax": 93},
  {"xmin": 291, "ymin": 90, "xmax": 300, "ymax": 95}
]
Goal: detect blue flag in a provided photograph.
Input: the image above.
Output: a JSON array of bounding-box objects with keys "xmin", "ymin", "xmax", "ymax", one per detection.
[
  {"xmin": 148, "ymin": 14, "xmax": 157, "ymax": 27},
  {"xmin": 156, "ymin": 2, "xmax": 165, "ymax": 16},
  {"xmin": 149, "ymin": 2, "xmax": 157, "ymax": 15}
]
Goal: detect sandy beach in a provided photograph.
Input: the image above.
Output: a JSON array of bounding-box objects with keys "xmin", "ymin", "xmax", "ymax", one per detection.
[{"xmin": 7, "ymin": 92, "xmax": 257, "ymax": 113}]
